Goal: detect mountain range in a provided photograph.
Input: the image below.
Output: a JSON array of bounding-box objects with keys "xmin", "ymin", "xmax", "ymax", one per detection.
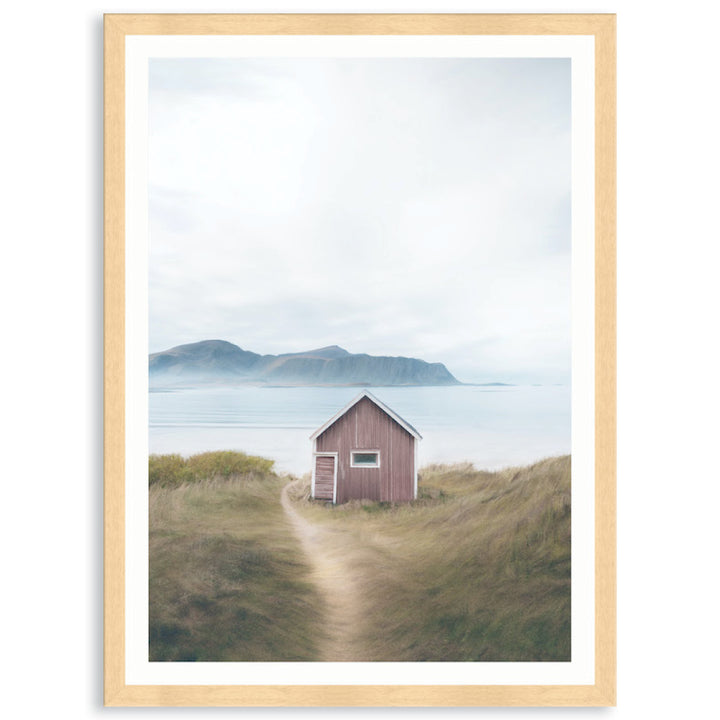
[{"xmin": 149, "ymin": 340, "xmax": 461, "ymax": 387}]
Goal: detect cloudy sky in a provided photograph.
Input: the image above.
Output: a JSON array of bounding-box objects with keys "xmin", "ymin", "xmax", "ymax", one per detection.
[{"xmin": 149, "ymin": 58, "xmax": 570, "ymax": 384}]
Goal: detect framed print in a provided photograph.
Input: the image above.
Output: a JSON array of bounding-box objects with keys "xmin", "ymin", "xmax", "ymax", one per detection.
[{"xmin": 104, "ymin": 13, "xmax": 616, "ymax": 706}]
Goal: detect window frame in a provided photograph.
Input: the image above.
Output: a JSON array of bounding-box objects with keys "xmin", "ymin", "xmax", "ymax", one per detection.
[{"xmin": 350, "ymin": 449, "xmax": 381, "ymax": 469}]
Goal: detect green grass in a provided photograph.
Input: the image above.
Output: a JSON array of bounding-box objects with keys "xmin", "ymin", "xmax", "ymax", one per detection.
[
  {"xmin": 149, "ymin": 452, "xmax": 325, "ymax": 661},
  {"xmin": 288, "ymin": 456, "xmax": 571, "ymax": 661},
  {"xmin": 149, "ymin": 450, "xmax": 275, "ymax": 487}
]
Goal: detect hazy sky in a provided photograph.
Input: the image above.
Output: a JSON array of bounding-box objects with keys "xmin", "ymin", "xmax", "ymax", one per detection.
[{"xmin": 149, "ymin": 58, "xmax": 570, "ymax": 384}]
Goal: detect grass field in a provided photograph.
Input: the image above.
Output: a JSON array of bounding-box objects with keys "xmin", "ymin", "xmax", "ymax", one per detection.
[
  {"xmin": 150, "ymin": 451, "xmax": 570, "ymax": 662},
  {"xmin": 149, "ymin": 451, "xmax": 325, "ymax": 661},
  {"xmin": 288, "ymin": 455, "xmax": 571, "ymax": 661}
]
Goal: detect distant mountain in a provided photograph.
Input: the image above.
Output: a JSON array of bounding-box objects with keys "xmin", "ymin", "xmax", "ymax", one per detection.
[{"xmin": 149, "ymin": 340, "xmax": 461, "ymax": 387}]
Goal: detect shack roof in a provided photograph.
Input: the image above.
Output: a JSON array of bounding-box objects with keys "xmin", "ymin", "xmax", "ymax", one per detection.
[{"xmin": 309, "ymin": 390, "xmax": 423, "ymax": 441}]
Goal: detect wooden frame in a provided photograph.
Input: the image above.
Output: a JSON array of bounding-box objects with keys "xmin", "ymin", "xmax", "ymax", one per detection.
[
  {"xmin": 350, "ymin": 450, "xmax": 381, "ymax": 468},
  {"xmin": 104, "ymin": 13, "xmax": 615, "ymax": 706}
]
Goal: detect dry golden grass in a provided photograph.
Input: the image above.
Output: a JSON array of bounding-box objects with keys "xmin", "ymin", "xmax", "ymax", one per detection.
[
  {"xmin": 150, "ymin": 453, "xmax": 571, "ymax": 662},
  {"xmin": 287, "ymin": 455, "xmax": 571, "ymax": 661},
  {"xmin": 149, "ymin": 469, "xmax": 325, "ymax": 661}
]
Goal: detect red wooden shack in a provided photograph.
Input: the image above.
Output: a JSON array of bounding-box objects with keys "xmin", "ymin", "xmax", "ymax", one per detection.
[{"xmin": 309, "ymin": 391, "xmax": 422, "ymax": 504}]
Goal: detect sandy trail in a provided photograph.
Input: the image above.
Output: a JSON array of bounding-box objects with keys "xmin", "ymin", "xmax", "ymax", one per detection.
[{"xmin": 280, "ymin": 481, "xmax": 366, "ymax": 661}]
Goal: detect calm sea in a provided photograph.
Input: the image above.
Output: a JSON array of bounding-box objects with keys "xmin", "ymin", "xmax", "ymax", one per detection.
[{"xmin": 149, "ymin": 384, "xmax": 570, "ymax": 475}]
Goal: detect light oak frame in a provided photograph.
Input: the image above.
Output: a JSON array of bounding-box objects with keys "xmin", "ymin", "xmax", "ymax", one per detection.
[{"xmin": 104, "ymin": 13, "xmax": 616, "ymax": 707}]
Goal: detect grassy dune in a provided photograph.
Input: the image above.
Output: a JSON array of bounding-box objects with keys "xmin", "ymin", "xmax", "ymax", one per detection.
[
  {"xmin": 288, "ymin": 455, "xmax": 571, "ymax": 661},
  {"xmin": 149, "ymin": 452, "xmax": 324, "ymax": 661},
  {"xmin": 149, "ymin": 450, "xmax": 274, "ymax": 488},
  {"xmin": 150, "ymin": 451, "xmax": 571, "ymax": 662}
]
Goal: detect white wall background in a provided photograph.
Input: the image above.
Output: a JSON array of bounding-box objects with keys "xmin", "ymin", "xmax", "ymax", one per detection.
[{"xmin": 1, "ymin": 0, "xmax": 718, "ymax": 717}]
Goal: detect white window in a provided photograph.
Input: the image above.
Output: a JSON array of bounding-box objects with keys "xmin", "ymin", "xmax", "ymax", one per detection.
[{"xmin": 350, "ymin": 450, "xmax": 380, "ymax": 468}]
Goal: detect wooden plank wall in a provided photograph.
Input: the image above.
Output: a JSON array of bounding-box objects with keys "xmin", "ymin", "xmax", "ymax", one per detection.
[{"xmin": 316, "ymin": 397, "xmax": 414, "ymax": 503}]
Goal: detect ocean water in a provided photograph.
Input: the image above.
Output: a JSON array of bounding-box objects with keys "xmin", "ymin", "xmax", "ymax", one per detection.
[{"xmin": 149, "ymin": 384, "xmax": 570, "ymax": 475}]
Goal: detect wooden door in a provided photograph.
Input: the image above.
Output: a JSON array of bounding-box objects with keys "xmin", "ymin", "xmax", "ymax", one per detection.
[{"xmin": 314, "ymin": 455, "xmax": 336, "ymax": 501}]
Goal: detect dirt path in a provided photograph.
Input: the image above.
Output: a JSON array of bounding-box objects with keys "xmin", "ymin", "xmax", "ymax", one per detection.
[{"xmin": 280, "ymin": 481, "xmax": 366, "ymax": 661}]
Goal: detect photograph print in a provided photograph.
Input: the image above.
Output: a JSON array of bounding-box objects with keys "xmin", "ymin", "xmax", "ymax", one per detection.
[{"xmin": 147, "ymin": 53, "xmax": 573, "ymax": 664}]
